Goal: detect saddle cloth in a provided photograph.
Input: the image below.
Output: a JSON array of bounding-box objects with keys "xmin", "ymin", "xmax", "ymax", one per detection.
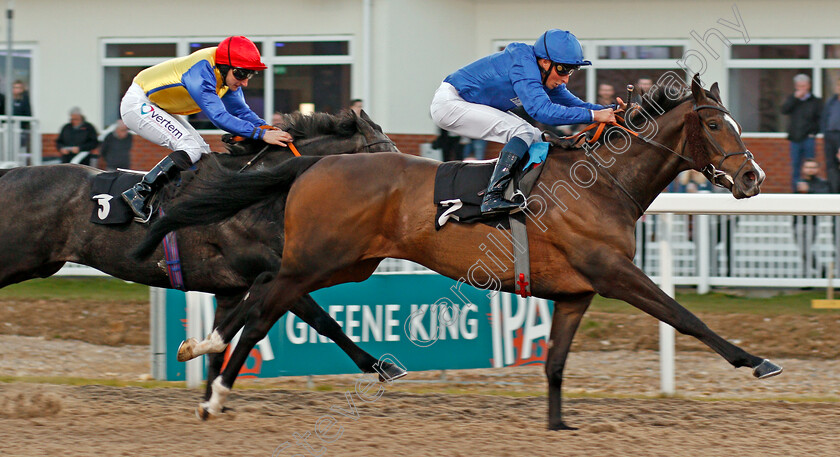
[
  {"xmin": 90, "ymin": 171, "xmax": 143, "ymax": 225},
  {"xmin": 433, "ymin": 150, "xmax": 546, "ymax": 230}
]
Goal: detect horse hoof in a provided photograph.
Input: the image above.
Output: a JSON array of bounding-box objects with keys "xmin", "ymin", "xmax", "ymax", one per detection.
[
  {"xmin": 177, "ymin": 338, "xmax": 198, "ymax": 362},
  {"xmin": 195, "ymin": 402, "xmax": 217, "ymax": 421},
  {"xmin": 753, "ymin": 359, "xmax": 783, "ymax": 379},
  {"xmin": 548, "ymin": 421, "xmax": 578, "ymax": 431},
  {"xmin": 377, "ymin": 362, "xmax": 408, "ymax": 382}
]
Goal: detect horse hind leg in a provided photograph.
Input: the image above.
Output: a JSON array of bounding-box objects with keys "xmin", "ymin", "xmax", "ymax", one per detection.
[
  {"xmin": 178, "ymin": 273, "xmax": 277, "ymax": 363},
  {"xmin": 198, "ymin": 272, "xmax": 311, "ymax": 420},
  {"xmin": 545, "ymin": 293, "xmax": 593, "ymax": 431}
]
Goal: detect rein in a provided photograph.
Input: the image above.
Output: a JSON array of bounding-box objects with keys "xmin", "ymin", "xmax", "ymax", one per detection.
[
  {"xmin": 236, "ymin": 138, "xmax": 396, "ymax": 173},
  {"xmin": 563, "ymin": 102, "xmax": 754, "ymax": 214}
]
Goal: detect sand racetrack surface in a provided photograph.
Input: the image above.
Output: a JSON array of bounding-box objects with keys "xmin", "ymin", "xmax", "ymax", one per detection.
[
  {"xmin": 2, "ymin": 336, "xmax": 839, "ymax": 457},
  {"xmin": 1, "ymin": 298, "xmax": 839, "ymax": 456},
  {"xmin": 1, "ymin": 380, "xmax": 839, "ymax": 457}
]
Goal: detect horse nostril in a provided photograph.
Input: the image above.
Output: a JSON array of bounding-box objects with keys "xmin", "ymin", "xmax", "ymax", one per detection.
[{"xmin": 744, "ymin": 171, "xmax": 756, "ymax": 183}]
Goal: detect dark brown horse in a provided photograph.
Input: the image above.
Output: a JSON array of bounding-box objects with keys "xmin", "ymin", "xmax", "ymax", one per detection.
[
  {"xmin": 140, "ymin": 76, "xmax": 781, "ymax": 428},
  {"xmin": 0, "ymin": 110, "xmax": 404, "ymax": 401}
]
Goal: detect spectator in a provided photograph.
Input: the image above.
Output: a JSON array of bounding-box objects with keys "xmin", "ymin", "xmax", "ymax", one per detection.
[
  {"xmin": 349, "ymin": 99, "xmax": 363, "ymax": 115},
  {"xmin": 462, "ymin": 138, "xmax": 488, "ymax": 160},
  {"xmin": 632, "ymin": 77, "xmax": 654, "ymax": 104},
  {"xmin": 597, "ymin": 83, "xmax": 615, "ymax": 106},
  {"xmin": 12, "ymin": 80, "xmax": 31, "ymax": 117},
  {"xmin": 12, "ymin": 80, "xmax": 32, "ymax": 153},
  {"xmin": 99, "ymin": 120, "xmax": 133, "ymax": 171},
  {"xmin": 271, "ymin": 111, "xmax": 283, "ymax": 126},
  {"xmin": 56, "ymin": 107, "xmax": 99, "ymax": 165},
  {"xmin": 821, "ymin": 77, "xmax": 840, "ymax": 192},
  {"xmin": 781, "ymin": 74, "xmax": 822, "ymax": 191},
  {"xmin": 793, "ymin": 158, "xmax": 829, "ymax": 276},
  {"xmin": 431, "ymin": 127, "xmax": 463, "ymax": 162},
  {"xmin": 677, "ymin": 169, "xmax": 713, "ymax": 193},
  {"xmin": 795, "ymin": 158, "xmax": 830, "ymax": 194}
]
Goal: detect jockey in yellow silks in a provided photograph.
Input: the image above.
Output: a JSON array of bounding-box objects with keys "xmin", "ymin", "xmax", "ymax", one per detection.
[{"xmin": 120, "ymin": 36, "xmax": 293, "ymax": 223}]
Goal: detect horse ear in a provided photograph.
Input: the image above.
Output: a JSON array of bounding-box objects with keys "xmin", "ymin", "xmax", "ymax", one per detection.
[
  {"xmin": 354, "ymin": 109, "xmax": 377, "ymax": 136},
  {"xmin": 710, "ymin": 82, "xmax": 721, "ymax": 101},
  {"xmin": 691, "ymin": 74, "xmax": 705, "ymax": 104}
]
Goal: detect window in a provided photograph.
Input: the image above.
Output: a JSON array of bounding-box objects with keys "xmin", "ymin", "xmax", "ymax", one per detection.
[
  {"xmin": 273, "ymin": 64, "xmax": 350, "ymax": 115},
  {"xmin": 726, "ymin": 40, "xmax": 840, "ymax": 134},
  {"xmin": 727, "ymin": 42, "xmax": 815, "ymax": 133},
  {"xmin": 587, "ymin": 41, "xmax": 687, "ymax": 107},
  {"xmin": 101, "ymin": 36, "xmax": 353, "ymax": 130}
]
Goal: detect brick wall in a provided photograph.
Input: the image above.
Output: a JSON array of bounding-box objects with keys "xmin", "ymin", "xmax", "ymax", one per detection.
[{"xmin": 42, "ymin": 132, "xmax": 817, "ymax": 194}]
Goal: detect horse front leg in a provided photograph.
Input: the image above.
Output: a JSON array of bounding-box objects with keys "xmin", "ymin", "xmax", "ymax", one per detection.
[
  {"xmin": 545, "ymin": 293, "xmax": 594, "ymax": 431},
  {"xmin": 590, "ymin": 255, "xmax": 782, "ymax": 378}
]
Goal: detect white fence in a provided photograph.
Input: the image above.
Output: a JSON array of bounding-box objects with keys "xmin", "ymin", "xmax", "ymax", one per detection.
[{"xmin": 0, "ymin": 116, "xmax": 41, "ymax": 167}]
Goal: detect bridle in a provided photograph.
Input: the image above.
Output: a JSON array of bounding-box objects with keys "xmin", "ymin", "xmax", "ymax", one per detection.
[
  {"xmin": 691, "ymin": 104, "xmax": 755, "ymax": 189},
  {"xmin": 571, "ymin": 100, "xmax": 755, "ymax": 214}
]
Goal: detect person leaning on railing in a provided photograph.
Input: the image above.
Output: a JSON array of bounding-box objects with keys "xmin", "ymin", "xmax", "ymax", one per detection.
[{"xmin": 56, "ymin": 106, "xmax": 99, "ymax": 165}]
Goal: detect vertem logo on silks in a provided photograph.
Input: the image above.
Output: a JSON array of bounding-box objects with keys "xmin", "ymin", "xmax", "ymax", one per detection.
[{"xmin": 139, "ymin": 103, "xmax": 183, "ymax": 140}]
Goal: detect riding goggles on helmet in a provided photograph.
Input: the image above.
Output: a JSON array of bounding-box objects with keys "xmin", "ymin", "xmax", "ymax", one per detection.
[
  {"xmin": 231, "ymin": 68, "xmax": 257, "ymax": 81},
  {"xmin": 553, "ymin": 63, "xmax": 580, "ymax": 76}
]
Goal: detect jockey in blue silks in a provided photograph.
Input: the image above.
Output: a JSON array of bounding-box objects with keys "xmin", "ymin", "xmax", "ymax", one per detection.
[{"xmin": 430, "ymin": 29, "xmax": 622, "ymax": 215}]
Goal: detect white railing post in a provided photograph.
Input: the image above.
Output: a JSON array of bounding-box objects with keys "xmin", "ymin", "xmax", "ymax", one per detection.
[
  {"xmin": 658, "ymin": 213, "xmax": 676, "ymax": 395},
  {"xmin": 697, "ymin": 214, "xmax": 710, "ymax": 294}
]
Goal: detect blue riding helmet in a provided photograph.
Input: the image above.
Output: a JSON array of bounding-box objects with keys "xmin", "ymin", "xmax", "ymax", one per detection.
[{"xmin": 534, "ymin": 29, "xmax": 591, "ymax": 66}]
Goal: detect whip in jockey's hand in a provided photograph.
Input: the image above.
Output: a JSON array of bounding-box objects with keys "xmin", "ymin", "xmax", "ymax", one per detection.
[
  {"xmin": 119, "ymin": 36, "xmax": 277, "ymax": 223},
  {"xmin": 430, "ymin": 29, "xmax": 614, "ymax": 216}
]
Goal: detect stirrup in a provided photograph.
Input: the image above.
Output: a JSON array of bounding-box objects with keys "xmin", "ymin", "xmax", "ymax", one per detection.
[{"xmin": 134, "ymin": 209, "xmax": 153, "ymax": 224}]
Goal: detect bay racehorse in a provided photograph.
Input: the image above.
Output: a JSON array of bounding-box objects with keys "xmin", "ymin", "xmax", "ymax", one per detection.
[
  {"xmin": 139, "ymin": 76, "xmax": 782, "ymax": 428},
  {"xmin": 0, "ymin": 109, "xmax": 405, "ymax": 402}
]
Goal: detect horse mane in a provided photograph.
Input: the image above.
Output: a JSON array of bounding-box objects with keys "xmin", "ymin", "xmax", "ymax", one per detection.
[
  {"xmin": 274, "ymin": 110, "xmax": 364, "ymax": 140},
  {"xmin": 628, "ymin": 82, "xmax": 721, "ymax": 125},
  {"xmin": 625, "ymin": 82, "xmax": 720, "ymax": 170},
  {"xmin": 224, "ymin": 110, "xmax": 383, "ymax": 156}
]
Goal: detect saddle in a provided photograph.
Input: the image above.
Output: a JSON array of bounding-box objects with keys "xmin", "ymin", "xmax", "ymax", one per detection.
[
  {"xmin": 89, "ymin": 170, "xmax": 144, "ymax": 225},
  {"xmin": 433, "ymin": 143, "xmax": 552, "ymax": 230}
]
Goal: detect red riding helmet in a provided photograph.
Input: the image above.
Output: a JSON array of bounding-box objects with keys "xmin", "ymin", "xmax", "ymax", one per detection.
[{"xmin": 216, "ymin": 36, "xmax": 267, "ymax": 71}]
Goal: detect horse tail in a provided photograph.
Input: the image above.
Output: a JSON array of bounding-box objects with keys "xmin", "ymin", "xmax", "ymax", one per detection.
[{"xmin": 132, "ymin": 155, "xmax": 324, "ymax": 261}]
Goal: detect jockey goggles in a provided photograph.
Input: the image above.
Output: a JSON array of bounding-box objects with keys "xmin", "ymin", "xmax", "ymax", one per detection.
[
  {"xmin": 231, "ymin": 67, "xmax": 257, "ymax": 81},
  {"xmin": 553, "ymin": 63, "xmax": 580, "ymax": 76}
]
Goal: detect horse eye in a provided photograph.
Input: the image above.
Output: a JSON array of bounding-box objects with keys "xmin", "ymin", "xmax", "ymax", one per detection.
[{"xmin": 708, "ymin": 122, "xmax": 718, "ymax": 130}]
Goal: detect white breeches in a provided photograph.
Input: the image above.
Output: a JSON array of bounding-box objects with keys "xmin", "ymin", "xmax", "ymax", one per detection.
[
  {"xmin": 120, "ymin": 82, "xmax": 211, "ymax": 163},
  {"xmin": 430, "ymin": 82, "xmax": 543, "ymax": 145}
]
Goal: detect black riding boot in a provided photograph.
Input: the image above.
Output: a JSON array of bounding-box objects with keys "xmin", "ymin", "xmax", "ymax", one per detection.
[
  {"xmin": 122, "ymin": 150, "xmax": 191, "ymax": 223},
  {"xmin": 480, "ymin": 137, "xmax": 528, "ymax": 216}
]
